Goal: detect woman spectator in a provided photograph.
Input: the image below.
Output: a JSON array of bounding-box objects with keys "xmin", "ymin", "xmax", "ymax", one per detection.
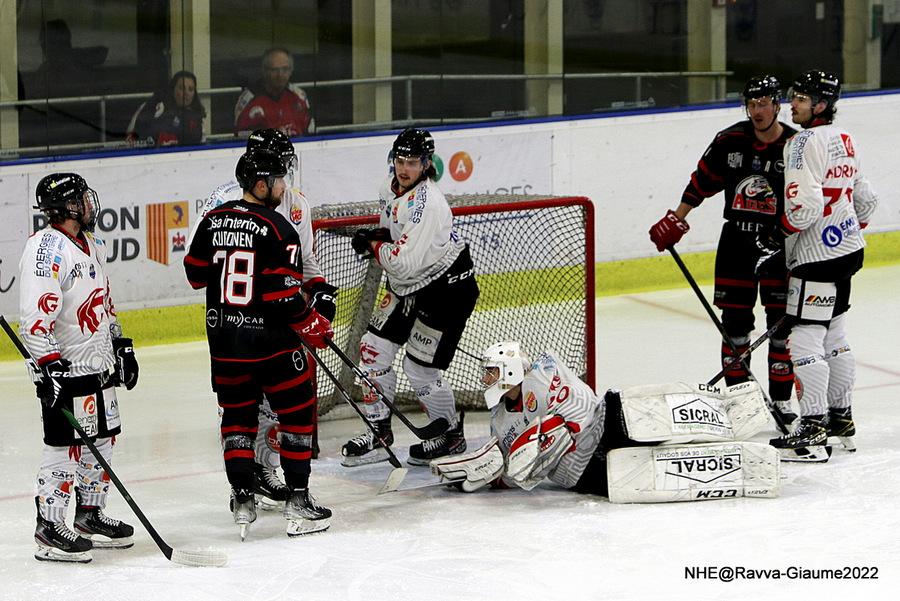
[{"xmin": 126, "ymin": 71, "xmax": 205, "ymax": 147}]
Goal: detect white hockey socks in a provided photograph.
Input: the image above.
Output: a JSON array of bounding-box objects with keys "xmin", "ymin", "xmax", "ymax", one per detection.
[
  {"xmin": 404, "ymin": 356, "xmax": 457, "ymax": 425},
  {"xmin": 789, "ymin": 324, "xmax": 829, "ymax": 417},
  {"xmin": 76, "ymin": 437, "xmax": 114, "ymax": 508},
  {"xmin": 824, "ymin": 313, "xmax": 855, "ymax": 411}
]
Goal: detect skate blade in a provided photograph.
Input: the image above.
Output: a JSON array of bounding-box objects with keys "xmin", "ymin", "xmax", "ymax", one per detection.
[
  {"xmin": 780, "ymin": 445, "xmax": 833, "ymax": 463},
  {"xmin": 34, "ymin": 544, "xmax": 92, "ymax": 563},
  {"xmin": 82, "ymin": 534, "xmax": 134, "ymax": 549},
  {"xmin": 256, "ymin": 496, "xmax": 283, "ymax": 511},
  {"xmin": 828, "ymin": 435, "xmax": 856, "ymax": 452},
  {"xmin": 286, "ymin": 517, "xmax": 331, "ymax": 537},
  {"xmin": 239, "ymin": 523, "xmax": 250, "ymax": 542},
  {"xmin": 341, "ymin": 448, "xmax": 390, "ymax": 467}
]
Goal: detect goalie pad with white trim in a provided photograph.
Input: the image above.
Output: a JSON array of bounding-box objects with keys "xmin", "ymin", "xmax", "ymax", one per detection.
[
  {"xmin": 430, "ymin": 437, "xmax": 505, "ymax": 492},
  {"xmin": 619, "ymin": 381, "xmax": 768, "ymax": 444},
  {"xmin": 607, "ymin": 441, "xmax": 780, "ymax": 503}
]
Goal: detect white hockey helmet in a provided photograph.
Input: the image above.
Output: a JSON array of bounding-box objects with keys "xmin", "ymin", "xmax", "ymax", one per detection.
[{"xmin": 481, "ymin": 341, "xmax": 530, "ymax": 410}]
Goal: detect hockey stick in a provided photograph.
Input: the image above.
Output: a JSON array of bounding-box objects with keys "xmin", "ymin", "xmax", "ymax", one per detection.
[
  {"xmin": 299, "ymin": 340, "xmax": 408, "ymax": 490},
  {"xmin": 706, "ymin": 315, "xmax": 787, "ymax": 386},
  {"xmin": 324, "ymin": 337, "xmax": 450, "ymax": 440},
  {"xmin": 380, "ymin": 475, "xmax": 463, "ymax": 494},
  {"xmin": 666, "ymin": 248, "xmax": 790, "ymax": 435},
  {"xmin": 1, "ymin": 316, "xmax": 227, "ymax": 568}
]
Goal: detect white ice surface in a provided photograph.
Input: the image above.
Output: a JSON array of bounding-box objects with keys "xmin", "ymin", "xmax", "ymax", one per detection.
[{"xmin": 1, "ymin": 265, "xmax": 898, "ymax": 601}]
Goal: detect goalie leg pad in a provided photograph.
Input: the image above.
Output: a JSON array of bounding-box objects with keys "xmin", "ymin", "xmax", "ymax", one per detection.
[
  {"xmin": 606, "ymin": 441, "xmax": 780, "ymax": 503},
  {"xmin": 619, "ymin": 381, "xmax": 769, "ymax": 444}
]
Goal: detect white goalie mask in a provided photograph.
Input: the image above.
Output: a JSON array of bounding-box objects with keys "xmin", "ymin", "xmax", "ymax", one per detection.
[{"xmin": 481, "ymin": 341, "xmax": 530, "ymax": 410}]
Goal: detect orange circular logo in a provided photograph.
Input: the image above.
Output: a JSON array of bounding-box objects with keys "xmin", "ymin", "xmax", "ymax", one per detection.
[{"xmin": 449, "ymin": 152, "xmax": 473, "ymax": 182}]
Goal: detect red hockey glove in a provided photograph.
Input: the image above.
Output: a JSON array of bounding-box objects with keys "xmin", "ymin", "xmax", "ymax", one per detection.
[
  {"xmin": 292, "ymin": 309, "xmax": 334, "ymax": 350},
  {"xmin": 649, "ymin": 210, "xmax": 690, "ymax": 252}
]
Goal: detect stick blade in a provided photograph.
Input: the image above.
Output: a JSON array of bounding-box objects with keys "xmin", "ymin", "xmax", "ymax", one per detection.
[
  {"xmin": 169, "ymin": 547, "xmax": 229, "ymax": 567},
  {"xmin": 377, "ymin": 467, "xmax": 410, "ymax": 494}
]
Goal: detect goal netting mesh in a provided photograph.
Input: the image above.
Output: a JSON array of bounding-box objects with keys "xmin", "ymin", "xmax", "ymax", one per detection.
[{"xmin": 311, "ymin": 194, "xmax": 594, "ymax": 418}]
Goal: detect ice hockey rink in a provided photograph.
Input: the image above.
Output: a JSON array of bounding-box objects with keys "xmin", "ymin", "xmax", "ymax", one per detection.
[{"xmin": 1, "ymin": 264, "xmax": 897, "ymax": 601}]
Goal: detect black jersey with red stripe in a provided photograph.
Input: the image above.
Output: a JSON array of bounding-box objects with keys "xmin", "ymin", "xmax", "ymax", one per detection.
[
  {"xmin": 681, "ymin": 120, "xmax": 797, "ymax": 225},
  {"xmin": 184, "ymin": 199, "xmax": 308, "ymax": 361}
]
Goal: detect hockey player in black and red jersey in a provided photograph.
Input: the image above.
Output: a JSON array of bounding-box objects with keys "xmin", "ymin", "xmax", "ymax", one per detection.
[
  {"xmin": 648, "ymin": 75, "xmax": 798, "ymax": 427},
  {"xmin": 194, "ymin": 128, "xmax": 337, "ymax": 508},
  {"xmin": 430, "ymin": 342, "xmax": 781, "ymax": 502},
  {"xmin": 761, "ymin": 71, "xmax": 878, "ymax": 454},
  {"xmin": 343, "ymin": 128, "xmax": 480, "ymax": 467},
  {"xmin": 19, "ymin": 173, "xmax": 139, "ymax": 562},
  {"xmin": 184, "ymin": 149, "xmax": 333, "ymax": 539}
]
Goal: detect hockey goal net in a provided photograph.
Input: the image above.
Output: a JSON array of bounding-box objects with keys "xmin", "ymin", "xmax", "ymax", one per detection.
[{"xmin": 311, "ymin": 194, "xmax": 595, "ymax": 417}]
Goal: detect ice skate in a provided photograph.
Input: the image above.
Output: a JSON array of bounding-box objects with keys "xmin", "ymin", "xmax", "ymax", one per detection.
[
  {"xmin": 341, "ymin": 417, "xmax": 393, "ymax": 467},
  {"xmin": 230, "ymin": 488, "xmax": 257, "ymax": 541},
  {"xmin": 284, "ymin": 488, "xmax": 331, "ymax": 536},
  {"xmin": 408, "ymin": 412, "xmax": 466, "ymax": 466},
  {"xmin": 826, "ymin": 407, "xmax": 856, "ymax": 452},
  {"xmin": 770, "ymin": 416, "xmax": 831, "ymax": 462},
  {"xmin": 253, "ymin": 463, "xmax": 290, "ymax": 510},
  {"xmin": 34, "ymin": 515, "xmax": 93, "ymax": 563},
  {"xmin": 74, "ymin": 505, "xmax": 135, "ymax": 549}
]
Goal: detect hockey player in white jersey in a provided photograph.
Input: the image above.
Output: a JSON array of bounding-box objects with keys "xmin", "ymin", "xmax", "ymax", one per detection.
[
  {"xmin": 758, "ymin": 71, "xmax": 878, "ymax": 455},
  {"xmin": 196, "ymin": 128, "xmax": 337, "ymax": 506},
  {"xmin": 19, "ymin": 173, "xmax": 139, "ymax": 562},
  {"xmin": 431, "ymin": 342, "xmax": 780, "ymax": 502},
  {"xmin": 343, "ymin": 128, "xmax": 479, "ymax": 467}
]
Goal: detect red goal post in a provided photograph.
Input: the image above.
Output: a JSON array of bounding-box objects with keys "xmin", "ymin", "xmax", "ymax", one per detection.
[{"xmin": 310, "ymin": 194, "xmax": 595, "ymax": 417}]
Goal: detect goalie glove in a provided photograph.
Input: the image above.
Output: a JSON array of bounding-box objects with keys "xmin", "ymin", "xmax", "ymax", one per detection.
[
  {"xmin": 430, "ymin": 437, "xmax": 504, "ymax": 493},
  {"xmin": 505, "ymin": 415, "xmax": 573, "ymax": 491}
]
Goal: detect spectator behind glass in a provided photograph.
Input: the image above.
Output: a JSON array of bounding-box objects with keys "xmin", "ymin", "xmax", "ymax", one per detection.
[
  {"xmin": 233, "ymin": 48, "xmax": 315, "ymax": 137},
  {"xmin": 126, "ymin": 71, "xmax": 206, "ymax": 147}
]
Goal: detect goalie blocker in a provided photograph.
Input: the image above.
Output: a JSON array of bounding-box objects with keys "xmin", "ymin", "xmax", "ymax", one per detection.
[{"xmin": 431, "ymin": 380, "xmax": 780, "ymax": 503}]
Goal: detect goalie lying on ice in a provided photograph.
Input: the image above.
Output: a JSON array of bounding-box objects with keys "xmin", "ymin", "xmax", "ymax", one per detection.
[{"xmin": 430, "ymin": 342, "xmax": 780, "ymax": 503}]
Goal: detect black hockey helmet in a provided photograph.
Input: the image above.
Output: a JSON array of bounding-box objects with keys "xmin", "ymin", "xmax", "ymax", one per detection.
[
  {"xmin": 247, "ymin": 128, "xmax": 297, "ymax": 168},
  {"xmin": 34, "ymin": 172, "xmax": 100, "ymax": 231},
  {"xmin": 789, "ymin": 70, "xmax": 841, "ymax": 108},
  {"xmin": 743, "ymin": 75, "xmax": 781, "ymax": 103},
  {"xmin": 235, "ymin": 149, "xmax": 288, "ymax": 191},
  {"xmin": 392, "ymin": 128, "xmax": 435, "ymax": 160}
]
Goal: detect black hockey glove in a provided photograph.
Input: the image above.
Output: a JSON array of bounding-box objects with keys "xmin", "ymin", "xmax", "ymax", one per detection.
[
  {"xmin": 113, "ymin": 337, "xmax": 139, "ymax": 390},
  {"xmin": 351, "ymin": 228, "xmax": 392, "ymax": 257},
  {"xmin": 36, "ymin": 358, "xmax": 71, "ymax": 409},
  {"xmin": 754, "ymin": 225, "xmax": 787, "ymax": 276},
  {"xmin": 306, "ymin": 282, "xmax": 339, "ymax": 322}
]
